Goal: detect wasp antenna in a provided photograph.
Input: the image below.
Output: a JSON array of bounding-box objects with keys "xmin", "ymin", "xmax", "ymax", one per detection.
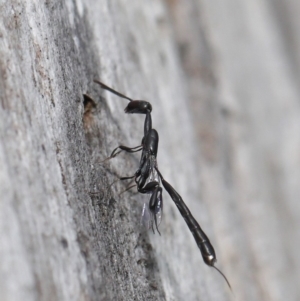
[
  {"xmin": 212, "ymin": 265, "xmax": 232, "ymax": 292},
  {"xmin": 94, "ymin": 79, "xmax": 133, "ymax": 102}
]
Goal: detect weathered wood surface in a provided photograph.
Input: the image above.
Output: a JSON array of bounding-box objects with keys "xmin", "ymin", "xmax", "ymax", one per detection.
[{"xmin": 0, "ymin": 1, "xmax": 299, "ymax": 301}]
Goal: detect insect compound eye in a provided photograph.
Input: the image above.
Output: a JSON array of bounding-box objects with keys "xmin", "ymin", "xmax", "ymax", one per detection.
[
  {"xmin": 138, "ymin": 101, "xmax": 152, "ymax": 113},
  {"xmin": 146, "ymin": 102, "xmax": 152, "ymax": 112}
]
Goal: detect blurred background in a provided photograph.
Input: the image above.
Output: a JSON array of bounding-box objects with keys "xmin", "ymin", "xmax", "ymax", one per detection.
[{"xmin": 164, "ymin": 0, "xmax": 300, "ymax": 300}]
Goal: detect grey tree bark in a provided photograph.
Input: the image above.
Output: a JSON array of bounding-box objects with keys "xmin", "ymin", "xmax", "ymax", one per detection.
[{"xmin": 1, "ymin": 1, "xmax": 299, "ymax": 301}]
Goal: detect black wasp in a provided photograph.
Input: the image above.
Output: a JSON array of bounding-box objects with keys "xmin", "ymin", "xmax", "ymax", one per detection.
[{"xmin": 93, "ymin": 80, "xmax": 231, "ymax": 290}]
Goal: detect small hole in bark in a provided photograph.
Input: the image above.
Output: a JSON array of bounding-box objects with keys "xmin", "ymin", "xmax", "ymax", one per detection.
[{"xmin": 83, "ymin": 94, "xmax": 97, "ymax": 126}]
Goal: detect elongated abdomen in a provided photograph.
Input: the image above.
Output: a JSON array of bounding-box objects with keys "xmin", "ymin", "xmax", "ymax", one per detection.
[{"xmin": 161, "ymin": 178, "xmax": 217, "ymax": 266}]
